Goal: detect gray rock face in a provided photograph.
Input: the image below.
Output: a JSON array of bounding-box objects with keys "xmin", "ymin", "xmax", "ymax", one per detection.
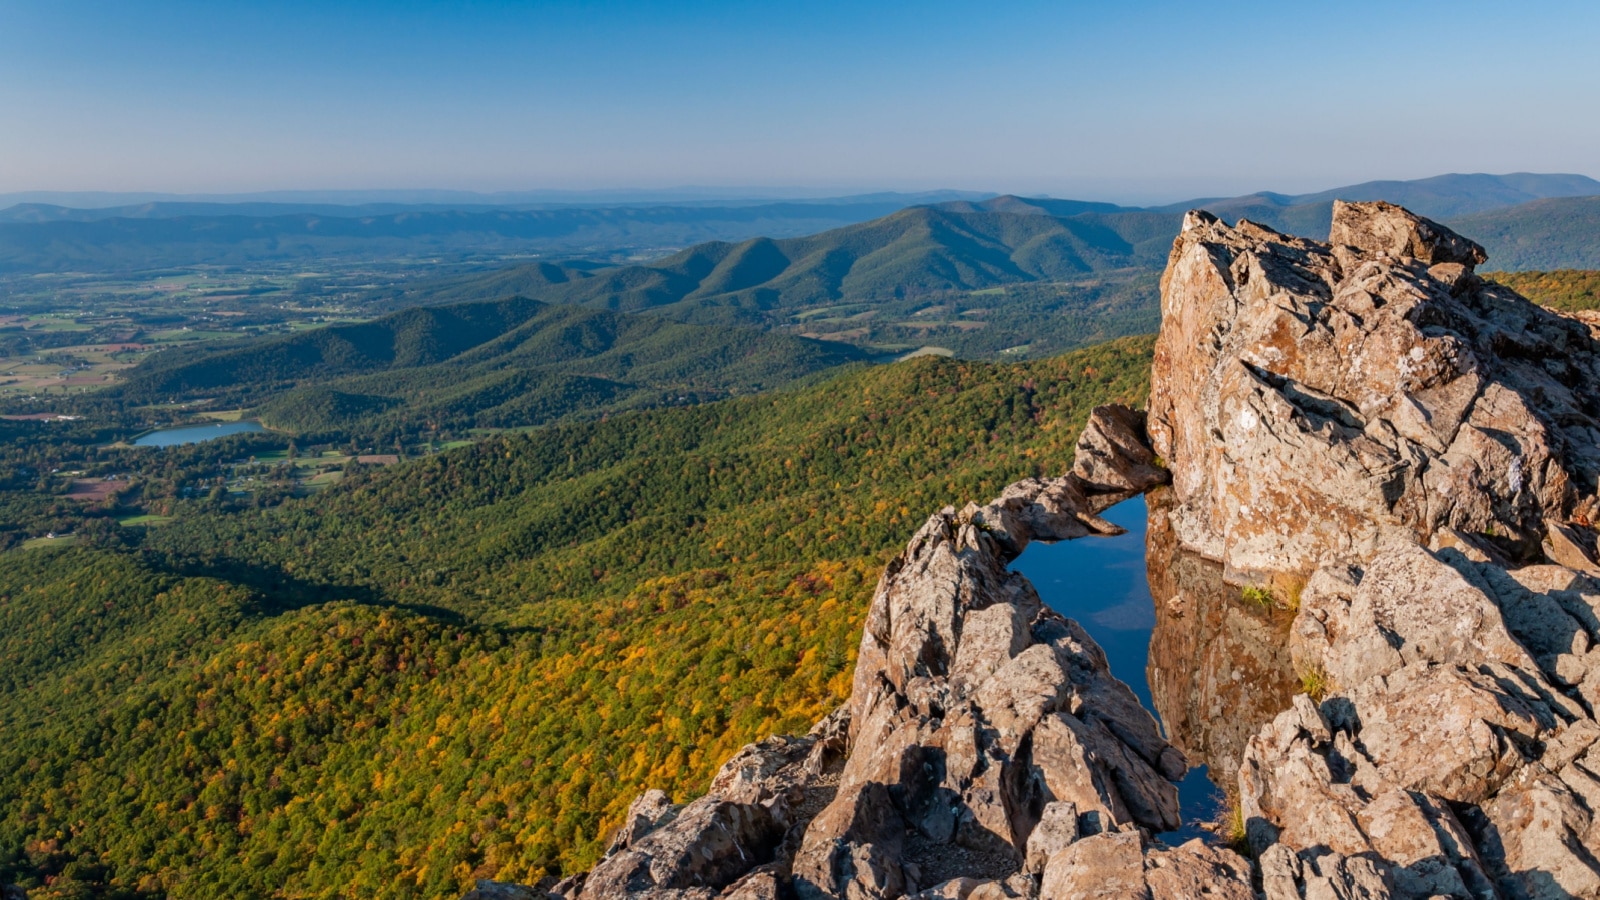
[
  {"xmin": 465, "ymin": 881, "xmax": 557, "ymax": 900},
  {"xmin": 1152, "ymin": 201, "xmax": 1600, "ymax": 898}
]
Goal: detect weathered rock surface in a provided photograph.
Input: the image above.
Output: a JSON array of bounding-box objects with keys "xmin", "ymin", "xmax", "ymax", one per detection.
[
  {"xmin": 1153, "ymin": 201, "xmax": 1600, "ymax": 898},
  {"xmin": 1150, "ymin": 202, "xmax": 1600, "ymax": 578},
  {"xmin": 465, "ymin": 881, "xmax": 558, "ymax": 900},
  {"xmin": 1035, "ymin": 831, "xmax": 1254, "ymax": 900}
]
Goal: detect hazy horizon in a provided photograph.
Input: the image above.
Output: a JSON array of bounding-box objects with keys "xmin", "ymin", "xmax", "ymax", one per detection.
[
  {"xmin": 3, "ymin": 0, "xmax": 1597, "ymax": 201},
  {"xmin": 6, "ymin": 170, "xmax": 1598, "ymax": 213}
]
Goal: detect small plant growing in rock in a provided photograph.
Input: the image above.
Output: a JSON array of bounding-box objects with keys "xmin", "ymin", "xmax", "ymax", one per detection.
[
  {"xmin": 1217, "ymin": 798, "xmax": 1251, "ymax": 857},
  {"xmin": 1241, "ymin": 585, "xmax": 1275, "ymax": 609},
  {"xmin": 1299, "ymin": 664, "xmax": 1331, "ymax": 703}
]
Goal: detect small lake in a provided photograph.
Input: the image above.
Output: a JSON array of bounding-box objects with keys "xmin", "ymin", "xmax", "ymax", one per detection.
[
  {"xmin": 1009, "ymin": 495, "xmax": 1220, "ymax": 841},
  {"xmin": 133, "ymin": 420, "xmax": 265, "ymax": 447}
]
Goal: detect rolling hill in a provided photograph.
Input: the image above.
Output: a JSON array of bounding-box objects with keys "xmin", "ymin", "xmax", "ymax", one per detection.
[
  {"xmin": 4, "ymin": 173, "xmax": 1593, "ymax": 281},
  {"xmin": 103, "ymin": 297, "xmax": 868, "ymax": 439},
  {"xmin": 1172, "ymin": 171, "xmax": 1600, "ymax": 232},
  {"xmin": 4, "ymin": 173, "xmax": 1592, "ymax": 365},
  {"xmin": 378, "ymin": 203, "xmax": 1174, "ymax": 357}
]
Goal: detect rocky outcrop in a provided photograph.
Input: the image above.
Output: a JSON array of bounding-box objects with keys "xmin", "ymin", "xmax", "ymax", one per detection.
[
  {"xmin": 475, "ymin": 405, "xmax": 1209, "ymax": 900},
  {"xmin": 471, "ymin": 201, "xmax": 1600, "ymax": 900},
  {"xmin": 1154, "ymin": 201, "xmax": 1600, "ymax": 898},
  {"xmin": 795, "ymin": 406, "xmax": 1184, "ymax": 898}
]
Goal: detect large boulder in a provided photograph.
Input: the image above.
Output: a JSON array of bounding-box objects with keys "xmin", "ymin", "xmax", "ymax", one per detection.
[
  {"xmin": 580, "ymin": 796, "xmax": 785, "ymax": 900},
  {"xmin": 1149, "ymin": 202, "xmax": 1600, "ymax": 579},
  {"xmin": 1035, "ymin": 831, "xmax": 1253, "ymax": 900}
]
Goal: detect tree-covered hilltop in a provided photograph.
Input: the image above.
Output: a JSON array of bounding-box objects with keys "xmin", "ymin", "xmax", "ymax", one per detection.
[
  {"xmin": 1486, "ymin": 269, "xmax": 1600, "ymax": 312},
  {"xmin": 381, "ymin": 203, "xmax": 1171, "ymax": 358},
  {"xmin": 93, "ymin": 297, "xmax": 867, "ymax": 441},
  {"xmin": 0, "ymin": 337, "xmax": 1154, "ymax": 900}
]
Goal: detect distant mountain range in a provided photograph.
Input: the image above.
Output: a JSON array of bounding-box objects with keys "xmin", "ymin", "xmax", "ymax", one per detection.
[
  {"xmin": 1448, "ymin": 196, "xmax": 1600, "ymax": 271},
  {"xmin": 0, "ymin": 196, "xmax": 998, "ymax": 273},
  {"xmin": 103, "ymin": 297, "xmax": 865, "ymax": 439},
  {"xmin": 1, "ymin": 173, "xmax": 1594, "ymax": 277},
  {"xmin": 0, "ymin": 187, "xmax": 994, "ymax": 209}
]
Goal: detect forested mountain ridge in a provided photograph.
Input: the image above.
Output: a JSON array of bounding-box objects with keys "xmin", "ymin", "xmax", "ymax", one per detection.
[
  {"xmin": 377, "ymin": 204, "xmax": 1168, "ymax": 358},
  {"xmin": 381, "ymin": 204, "xmax": 1171, "ymax": 312},
  {"xmin": 99, "ymin": 297, "xmax": 867, "ymax": 439},
  {"xmin": 0, "ymin": 337, "xmax": 1155, "ymax": 899},
  {"xmin": 379, "ymin": 176, "xmax": 1600, "ymax": 358},
  {"xmin": 1445, "ymin": 196, "xmax": 1600, "ymax": 270}
]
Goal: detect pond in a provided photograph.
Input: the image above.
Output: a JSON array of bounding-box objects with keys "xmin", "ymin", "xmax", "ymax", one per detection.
[
  {"xmin": 1009, "ymin": 495, "xmax": 1222, "ymax": 842},
  {"xmin": 133, "ymin": 420, "xmax": 265, "ymax": 447}
]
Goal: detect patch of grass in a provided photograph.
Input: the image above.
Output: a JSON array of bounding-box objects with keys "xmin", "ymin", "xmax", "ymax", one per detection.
[
  {"xmin": 20, "ymin": 535, "xmax": 77, "ymax": 551},
  {"xmin": 1216, "ymin": 797, "xmax": 1251, "ymax": 857},
  {"xmin": 1299, "ymin": 664, "xmax": 1331, "ymax": 703},
  {"xmin": 1241, "ymin": 585, "xmax": 1275, "ymax": 609},
  {"xmin": 1274, "ymin": 573, "xmax": 1308, "ymax": 614}
]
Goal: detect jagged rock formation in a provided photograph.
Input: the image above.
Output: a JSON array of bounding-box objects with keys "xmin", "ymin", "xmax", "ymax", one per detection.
[
  {"xmin": 1152, "ymin": 201, "xmax": 1600, "ymax": 899},
  {"xmin": 470, "ymin": 201, "xmax": 1600, "ymax": 900},
  {"xmin": 467, "ymin": 405, "xmax": 1249, "ymax": 900}
]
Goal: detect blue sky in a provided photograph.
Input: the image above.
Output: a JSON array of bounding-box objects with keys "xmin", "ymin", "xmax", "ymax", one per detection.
[{"xmin": 1, "ymin": 0, "xmax": 1596, "ymax": 202}]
